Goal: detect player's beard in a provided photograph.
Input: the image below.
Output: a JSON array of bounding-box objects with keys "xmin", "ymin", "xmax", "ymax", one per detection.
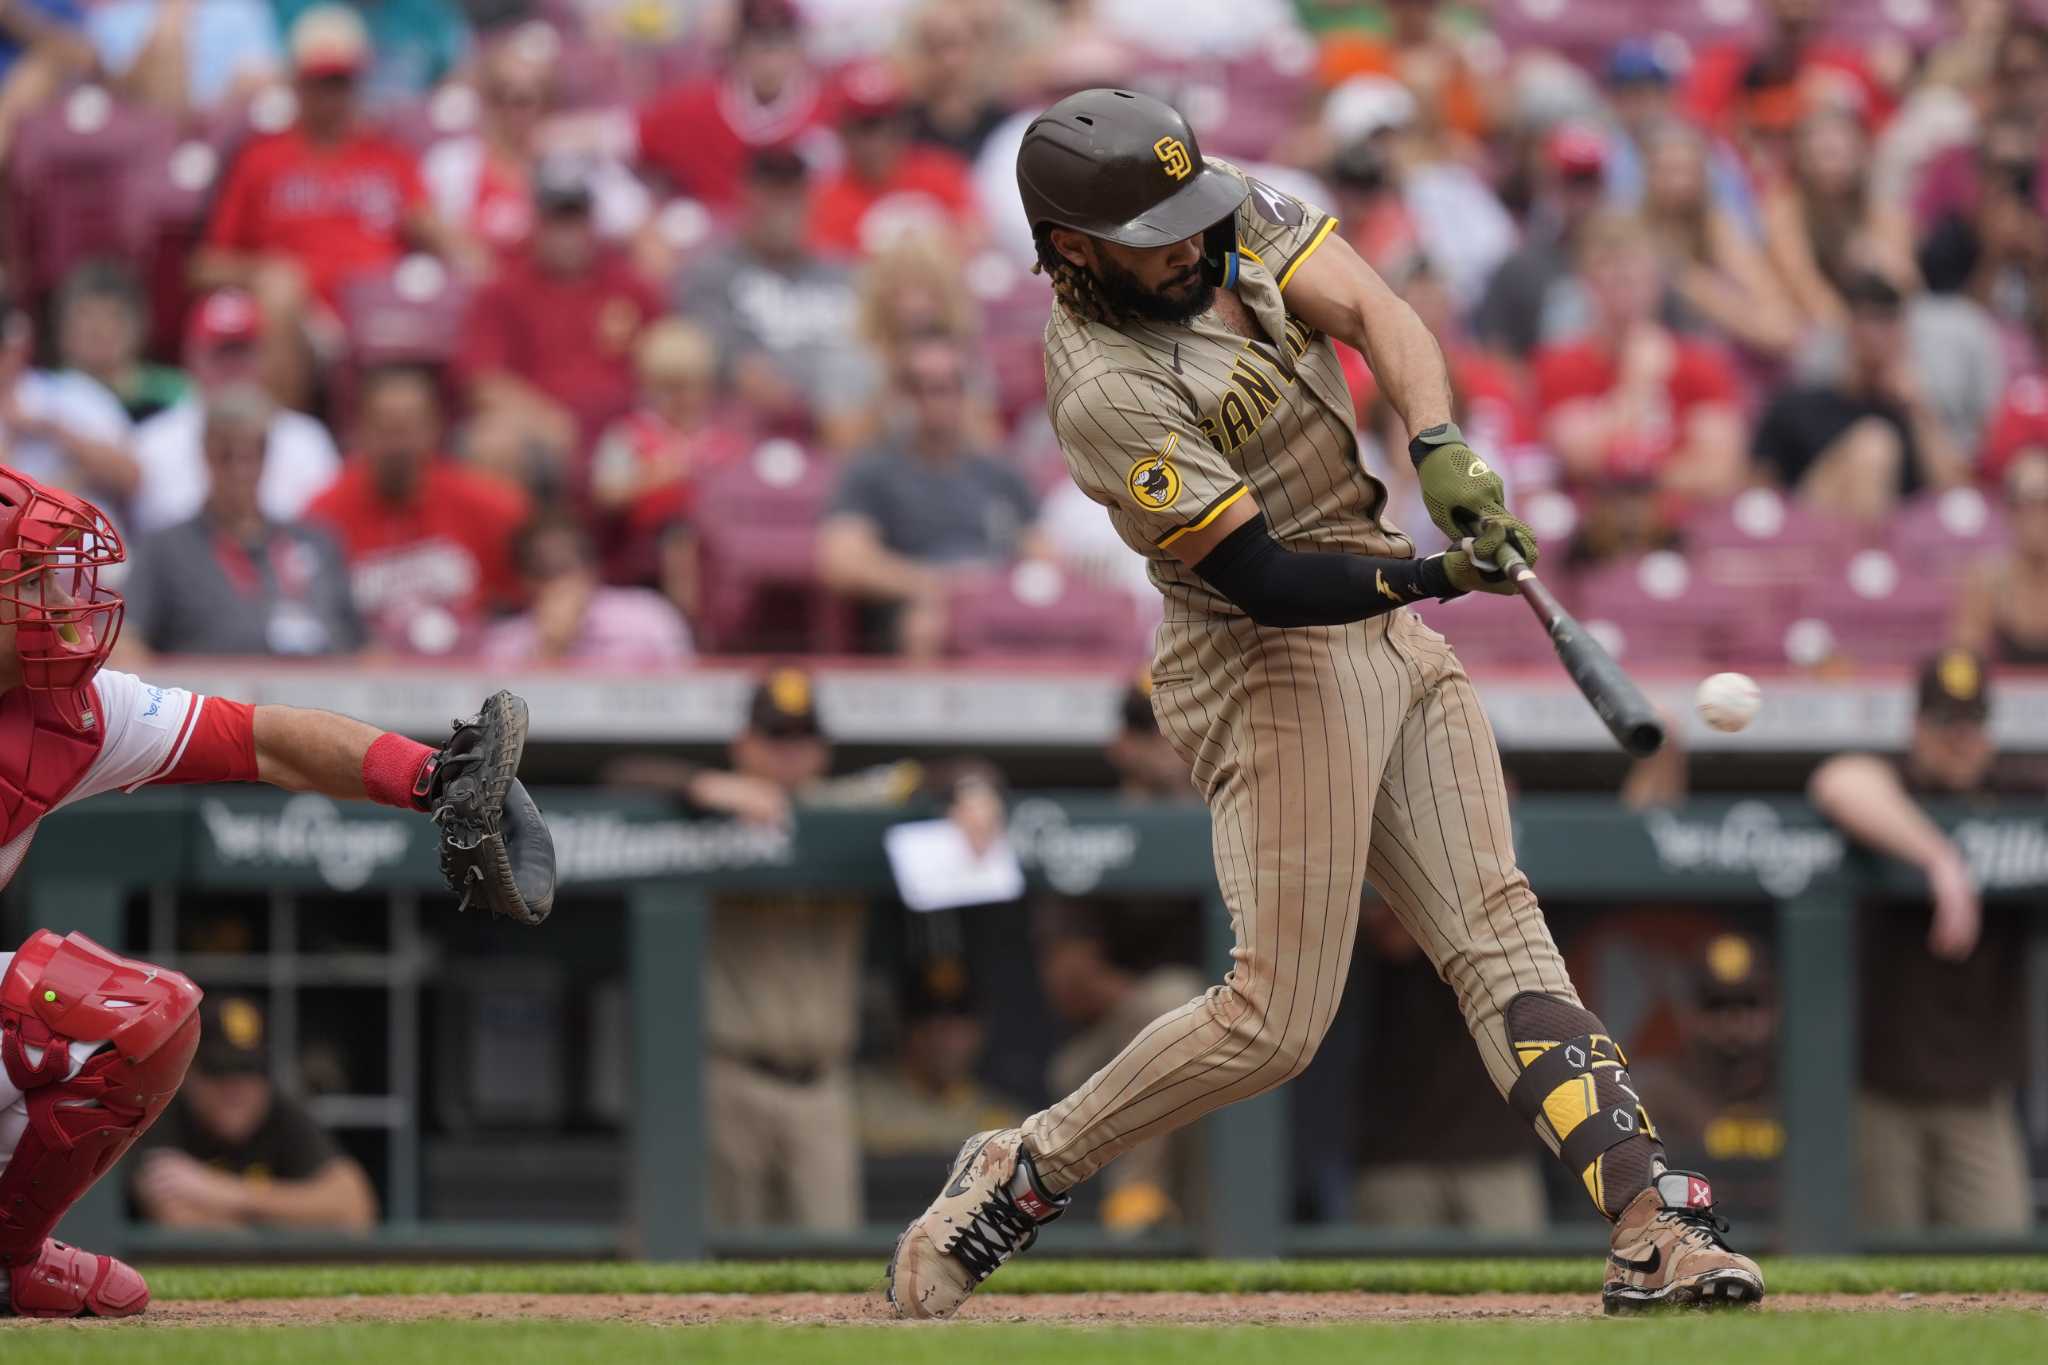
[{"xmin": 1092, "ymin": 256, "xmax": 1214, "ymax": 325}]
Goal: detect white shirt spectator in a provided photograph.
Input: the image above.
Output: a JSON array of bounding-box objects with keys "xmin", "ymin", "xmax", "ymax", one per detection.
[
  {"xmin": 0, "ymin": 370, "xmax": 132, "ymax": 491},
  {"xmin": 131, "ymin": 397, "xmax": 341, "ymax": 534}
]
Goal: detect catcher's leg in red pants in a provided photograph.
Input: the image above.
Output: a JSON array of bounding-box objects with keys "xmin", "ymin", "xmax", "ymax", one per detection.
[{"xmin": 0, "ymin": 931, "xmax": 201, "ymax": 1318}]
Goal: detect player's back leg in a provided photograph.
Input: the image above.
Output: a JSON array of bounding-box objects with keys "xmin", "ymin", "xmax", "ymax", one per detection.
[
  {"xmin": 1365, "ymin": 616, "xmax": 1761, "ymax": 1310},
  {"xmin": 1, "ymin": 930, "xmax": 201, "ymax": 1318}
]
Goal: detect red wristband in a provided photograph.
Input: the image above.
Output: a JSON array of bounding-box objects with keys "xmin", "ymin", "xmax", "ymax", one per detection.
[{"xmin": 363, "ymin": 732, "xmax": 436, "ymax": 811}]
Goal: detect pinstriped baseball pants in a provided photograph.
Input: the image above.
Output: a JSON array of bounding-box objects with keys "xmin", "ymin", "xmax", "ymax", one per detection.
[{"xmin": 1022, "ymin": 610, "xmax": 1580, "ymax": 1192}]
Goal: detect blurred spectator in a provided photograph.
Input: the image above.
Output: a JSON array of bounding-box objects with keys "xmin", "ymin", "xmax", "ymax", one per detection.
[
  {"xmin": 421, "ymin": 29, "xmax": 551, "ymax": 256},
  {"xmin": 1311, "ymin": 0, "xmax": 1494, "ymax": 154},
  {"xmin": 131, "ymin": 288, "xmax": 341, "ymax": 535},
  {"xmin": 899, "ymin": 0, "xmax": 1009, "ymax": 159},
  {"xmin": 132, "ymin": 996, "xmax": 377, "ymax": 1231},
  {"xmin": 1983, "ymin": 369, "xmax": 2048, "ymax": 489},
  {"xmin": 124, "ymin": 384, "xmax": 361, "ymax": 657},
  {"xmin": 809, "ymin": 60, "xmax": 981, "ymax": 259},
  {"xmin": 676, "ymin": 149, "xmax": 872, "ymax": 450},
  {"xmin": 1684, "ymin": 0, "xmax": 1889, "ymax": 139},
  {"xmin": 1628, "ymin": 935, "xmax": 1783, "ymax": 1228},
  {"xmin": 635, "ymin": 0, "xmax": 829, "ymax": 214},
  {"xmin": 54, "ymin": 260, "xmax": 189, "ymax": 423},
  {"xmin": 1637, "ymin": 118, "xmax": 1799, "ymax": 360},
  {"xmin": 854, "ymin": 232, "xmax": 981, "ymax": 370},
  {"xmin": 1532, "ymin": 212, "xmax": 1747, "ymax": 503},
  {"xmin": 1910, "ymin": 18, "xmax": 2048, "ymax": 234},
  {"xmin": 1753, "ymin": 272, "xmax": 1965, "ymax": 521},
  {"xmin": 1472, "ymin": 123, "xmax": 1605, "ymax": 358},
  {"xmin": 1921, "ymin": 111, "xmax": 2048, "ymax": 339},
  {"xmin": 0, "ymin": 0, "xmax": 92, "ymax": 160},
  {"xmin": 819, "ymin": 335, "xmax": 1043, "ymax": 655},
  {"xmin": 857, "ymin": 955, "xmax": 1023, "ymax": 1159},
  {"xmin": 1106, "ymin": 673, "xmax": 1192, "ymax": 802},
  {"xmin": 1322, "ymin": 76, "xmax": 1514, "ymax": 311},
  {"xmin": 88, "ymin": 0, "xmax": 282, "ymax": 116},
  {"xmin": 272, "ymin": 0, "xmax": 469, "ymax": 103},
  {"xmin": 587, "ymin": 319, "xmax": 746, "ymax": 585},
  {"xmin": 1036, "ymin": 901, "xmax": 1206, "ymax": 1233},
  {"xmin": 1759, "ymin": 107, "xmax": 1918, "ymax": 330},
  {"xmin": 605, "ymin": 669, "xmax": 1001, "ymax": 1226},
  {"xmin": 480, "ymin": 511, "xmax": 692, "ymax": 666},
  {"xmin": 1601, "ymin": 38, "xmax": 1757, "ymax": 234},
  {"xmin": 1809, "ymin": 650, "xmax": 2035, "ymax": 1234},
  {"xmin": 1353, "ymin": 896, "xmax": 1544, "ymax": 1232},
  {"xmin": 0, "ymin": 287, "xmax": 138, "ymax": 507},
  {"xmin": 303, "ymin": 365, "xmax": 529, "ymax": 654},
  {"xmin": 194, "ymin": 6, "xmax": 477, "ymax": 406},
  {"xmin": 1953, "ymin": 452, "xmax": 2048, "ymax": 665},
  {"xmin": 458, "ymin": 158, "xmax": 659, "ymax": 490}
]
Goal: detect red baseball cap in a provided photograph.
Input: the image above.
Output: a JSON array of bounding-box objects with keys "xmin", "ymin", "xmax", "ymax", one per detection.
[
  {"xmin": 838, "ymin": 60, "xmax": 906, "ymax": 123},
  {"xmin": 185, "ymin": 289, "xmax": 263, "ymax": 354},
  {"xmin": 290, "ymin": 4, "xmax": 370, "ymax": 78},
  {"xmin": 1546, "ymin": 122, "xmax": 1608, "ymax": 178},
  {"xmin": 1984, "ymin": 375, "xmax": 2048, "ymax": 483}
]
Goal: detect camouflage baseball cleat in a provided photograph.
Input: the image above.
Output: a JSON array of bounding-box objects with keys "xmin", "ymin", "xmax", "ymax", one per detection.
[
  {"xmin": 886, "ymin": 1129, "xmax": 1068, "ymax": 1321},
  {"xmin": 1603, "ymin": 1170, "xmax": 1765, "ymax": 1313}
]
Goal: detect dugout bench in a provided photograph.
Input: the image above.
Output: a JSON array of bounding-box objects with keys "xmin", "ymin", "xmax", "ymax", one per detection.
[{"xmin": 13, "ymin": 790, "xmax": 2046, "ymax": 1260}]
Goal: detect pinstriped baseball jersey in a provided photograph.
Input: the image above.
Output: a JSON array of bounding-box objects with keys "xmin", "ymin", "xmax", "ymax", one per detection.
[
  {"xmin": 1045, "ymin": 159, "xmax": 1411, "ymax": 620},
  {"xmin": 1020, "ymin": 162, "xmax": 1591, "ymax": 1202}
]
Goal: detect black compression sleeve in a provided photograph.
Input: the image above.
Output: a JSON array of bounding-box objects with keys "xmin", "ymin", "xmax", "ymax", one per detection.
[{"xmin": 1191, "ymin": 511, "xmax": 1460, "ymax": 628}]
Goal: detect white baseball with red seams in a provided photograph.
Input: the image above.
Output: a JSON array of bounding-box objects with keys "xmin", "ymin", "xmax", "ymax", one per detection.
[{"xmin": 1696, "ymin": 672, "xmax": 1762, "ymax": 733}]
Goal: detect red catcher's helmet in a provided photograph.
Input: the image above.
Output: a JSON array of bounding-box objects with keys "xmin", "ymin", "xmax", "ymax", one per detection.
[{"xmin": 0, "ymin": 466, "xmax": 124, "ymax": 728}]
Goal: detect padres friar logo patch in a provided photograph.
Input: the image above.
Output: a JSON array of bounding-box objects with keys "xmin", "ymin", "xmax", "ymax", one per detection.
[
  {"xmin": 1153, "ymin": 136, "xmax": 1192, "ymax": 181},
  {"xmin": 1128, "ymin": 433, "xmax": 1183, "ymax": 510}
]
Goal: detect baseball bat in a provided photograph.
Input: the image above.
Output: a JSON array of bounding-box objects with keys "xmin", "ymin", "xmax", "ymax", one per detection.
[{"xmin": 1493, "ymin": 543, "xmax": 1665, "ymax": 757}]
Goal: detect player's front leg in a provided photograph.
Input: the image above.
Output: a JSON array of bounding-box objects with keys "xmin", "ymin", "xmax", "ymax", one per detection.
[{"xmin": 0, "ymin": 931, "xmax": 202, "ymax": 1318}]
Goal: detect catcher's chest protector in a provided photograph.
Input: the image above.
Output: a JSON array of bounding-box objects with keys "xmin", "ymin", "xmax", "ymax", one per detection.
[
  {"xmin": 0, "ymin": 931, "xmax": 201, "ymax": 1265},
  {"xmin": 0, "ymin": 686, "xmax": 104, "ymax": 845}
]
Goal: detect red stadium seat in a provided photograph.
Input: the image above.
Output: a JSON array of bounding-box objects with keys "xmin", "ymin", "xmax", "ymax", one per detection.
[
  {"xmin": 341, "ymin": 260, "xmax": 475, "ymax": 367},
  {"xmin": 4, "ymin": 87, "xmax": 178, "ymax": 302},
  {"xmin": 1408, "ymin": 583, "xmax": 1559, "ymax": 669},
  {"xmin": 691, "ymin": 440, "xmax": 847, "ymax": 653},
  {"xmin": 1570, "ymin": 551, "xmax": 1719, "ymax": 670},
  {"xmin": 1681, "ymin": 489, "xmax": 1862, "ymax": 593},
  {"xmin": 945, "ymin": 562, "xmax": 1142, "ymax": 660},
  {"xmin": 1783, "ymin": 547, "xmax": 1955, "ymax": 670},
  {"xmin": 1891, "ymin": 487, "xmax": 2008, "ymax": 586}
]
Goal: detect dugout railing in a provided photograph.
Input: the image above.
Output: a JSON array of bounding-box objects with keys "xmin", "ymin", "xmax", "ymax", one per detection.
[{"xmin": 13, "ymin": 790, "xmax": 2046, "ymax": 1261}]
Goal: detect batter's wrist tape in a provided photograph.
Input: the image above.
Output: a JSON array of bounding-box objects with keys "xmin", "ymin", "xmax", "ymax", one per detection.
[
  {"xmin": 1407, "ymin": 421, "xmax": 1466, "ymax": 468},
  {"xmin": 363, "ymin": 732, "xmax": 437, "ymax": 811}
]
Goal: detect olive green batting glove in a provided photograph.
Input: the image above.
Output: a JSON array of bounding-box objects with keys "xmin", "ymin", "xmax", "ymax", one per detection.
[
  {"xmin": 1409, "ymin": 422, "xmax": 1539, "ymax": 568},
  {"xmin": 1438, "ymin": 540, "xmax": 1517, "ymax": 597}
]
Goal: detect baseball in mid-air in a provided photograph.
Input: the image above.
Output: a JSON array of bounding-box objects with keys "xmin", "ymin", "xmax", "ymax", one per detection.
[{"xmin": 1695, "ymin": 672, "xmax": 1762, "ymax": 732}]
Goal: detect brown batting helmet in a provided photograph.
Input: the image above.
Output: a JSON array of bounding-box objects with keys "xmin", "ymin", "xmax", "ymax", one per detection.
[{"xmin": 1016, "ymin": 89, "xmax": 1247, "ymax": 285}]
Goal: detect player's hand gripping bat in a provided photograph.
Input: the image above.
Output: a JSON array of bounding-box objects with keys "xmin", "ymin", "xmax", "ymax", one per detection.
[{"xmin": 1490, "ymin": 543, "xmax": 1665, "ymax": 757}]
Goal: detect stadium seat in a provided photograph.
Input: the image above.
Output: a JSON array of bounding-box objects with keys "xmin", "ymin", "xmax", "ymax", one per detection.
[
  {"xmin": 1408, "ymin": 584, "xmax": 1558, "ymax": 670},
  {"xmin": 1681, "ymin": 489, "xmax": 1862, "ymax": 594},
  {"xmin": 4, "ymin": 87, "xmax": 178, "ymax": 301},
  {"xmin": 341, "ymin": 259, "xmax": 476, "ymax": 367},
  {"xmin": 1890, "ymin": 487, "xmax": 2007, "ymax": 585},
  {"xmin": 946, "ymin": 561, "xmax": 1143, "ymax": 660},
  {"xmin": 691, "ymin": 440, "xmax": 847, "ymax": 653},
  {"xmin": 1786, "ymin": 546, "xmax": 1955, "ymax": 669},
  {"xmin": 1570, "ymin": 551, "xmax": 1719, "ymax": 670}
]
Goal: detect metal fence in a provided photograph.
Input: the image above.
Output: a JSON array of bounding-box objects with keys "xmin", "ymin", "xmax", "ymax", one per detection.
[{"xmin": 17, "ymin": 789, "xmax": 2047, "ymax": 1260}]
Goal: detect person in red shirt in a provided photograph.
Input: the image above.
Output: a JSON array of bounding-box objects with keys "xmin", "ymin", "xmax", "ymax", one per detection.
[
  {"xmin": 1532, "ymin": 211, "xmax": 1748, "ymax": 505},
  {"xmin": 304, "ymin": 365, "xmax": 530, "ymax": 656},
  {"xmin": 807, "ymin": 61, "xmax": 981, "ymax": 259},
  {"xmin": 192, "ymin": 5, "xmax": 475, "ymax": 408},
  {"xmin": 1683, "ymin": 0, "xmax": 1891, "ymax": 141},
  {"xmin": 634, "ymin": 0, "xmax": 829, "ymax": 217},
  {"xmin": 458, "ymin": 159, "xmax": 660, "ymax": 492}
]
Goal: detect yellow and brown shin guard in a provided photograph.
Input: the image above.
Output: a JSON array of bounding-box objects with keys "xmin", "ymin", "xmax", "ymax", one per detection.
[{"xmin": 1503, "ymin": 993, "xmax": 1663, "ymax": 1220}]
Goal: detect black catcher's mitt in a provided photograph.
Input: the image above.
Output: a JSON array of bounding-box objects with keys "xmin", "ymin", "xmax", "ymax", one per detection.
[{"xmin": 427, "ymin": 691, "xmax": 556, "ymax": 926}]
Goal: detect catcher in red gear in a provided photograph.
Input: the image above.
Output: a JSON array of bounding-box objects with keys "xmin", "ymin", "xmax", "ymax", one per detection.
[{"xmin": 0, "ymin": 465, "xmax": 553, "ymax": 1318}]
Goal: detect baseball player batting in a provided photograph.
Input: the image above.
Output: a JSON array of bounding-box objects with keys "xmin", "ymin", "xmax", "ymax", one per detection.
[
  {"xmin": 0, "ymin": 466, "xmax": 553, "ymax": 1318},
  {"xmin": 887, "ymin": 90, "xmax": 1763, "ymax": 1318}
]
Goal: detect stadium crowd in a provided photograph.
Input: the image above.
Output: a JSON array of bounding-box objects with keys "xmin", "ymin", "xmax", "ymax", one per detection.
[{"xmin": 0, "ymin": 0, "xmax": 2043, "ymax": 671}]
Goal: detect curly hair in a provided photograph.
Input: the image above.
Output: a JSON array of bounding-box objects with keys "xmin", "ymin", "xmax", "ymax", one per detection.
[{"xmin": 1033, "ymin": 227, "xmax": 1124, "ymax": 327}]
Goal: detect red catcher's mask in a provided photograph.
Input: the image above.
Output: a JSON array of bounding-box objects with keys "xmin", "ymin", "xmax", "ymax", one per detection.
[{"xmin": 0, "ymin": 466, "xmax": 124, "ymax": 729}]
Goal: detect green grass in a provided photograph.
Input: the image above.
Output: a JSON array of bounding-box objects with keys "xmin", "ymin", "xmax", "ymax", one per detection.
[
  {"xmin": 11, "ymin": 1316, "xmax": 2048, "ymax": 1365},
  {"xmin": 142, "ymin": 1256, "xmax": 2048, "ymax": 1301}
]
